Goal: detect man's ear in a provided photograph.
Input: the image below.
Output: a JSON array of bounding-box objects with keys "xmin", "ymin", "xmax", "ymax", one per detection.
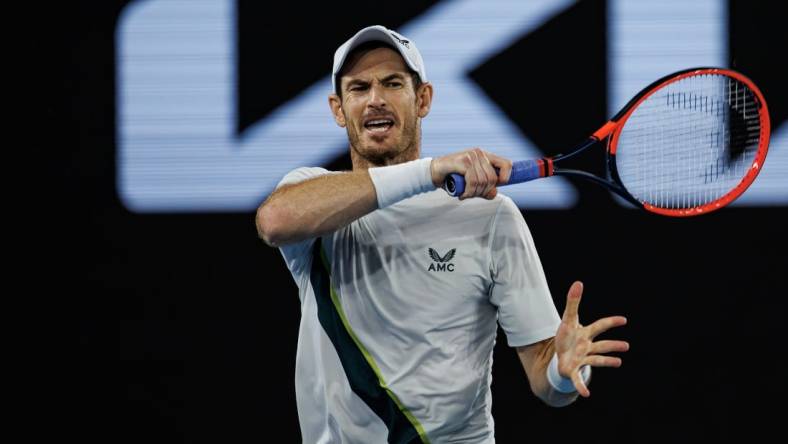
[
  {"xmin": 328, "ymin": 94, "xmax": 346, "ymax": 127},
  {"xmin": 416, "ymin": 82, "xmax": 433, "ymax": 119}
]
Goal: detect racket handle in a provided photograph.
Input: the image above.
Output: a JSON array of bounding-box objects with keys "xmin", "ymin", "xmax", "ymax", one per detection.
[{"xmin": 443, "ymin": 159, "xmax": 549, "ymax": 197}]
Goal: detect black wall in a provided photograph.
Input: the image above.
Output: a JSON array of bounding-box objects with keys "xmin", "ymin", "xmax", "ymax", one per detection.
[{"xmin": 55, "ymin": 1, "xmax": 787, "ymax": 442}]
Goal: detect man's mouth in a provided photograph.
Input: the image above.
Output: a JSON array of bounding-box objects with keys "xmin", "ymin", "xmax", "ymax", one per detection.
[{"xmin": 363, "ymin": 118, "xmax": 395, "ymax": 133}]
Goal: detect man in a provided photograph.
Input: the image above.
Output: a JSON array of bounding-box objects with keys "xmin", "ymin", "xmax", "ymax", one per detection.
[{"xmin": 256, "ymin": 25, "xmax": 628, "ymax": 443}]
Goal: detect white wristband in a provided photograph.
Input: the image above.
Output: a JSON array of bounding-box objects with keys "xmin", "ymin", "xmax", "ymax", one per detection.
[
  {"xmin": 368, "ymin": 158, "xmax": 435, "ymax": 208},
  {"xmin": 547, "ymin": 353, "xmax": 591, "ymax": 393}
]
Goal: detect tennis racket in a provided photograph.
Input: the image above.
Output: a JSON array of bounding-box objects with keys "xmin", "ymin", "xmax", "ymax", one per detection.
[{"xmin": 444, "ymin": 67, "xmax": 770, "ymax": 216}]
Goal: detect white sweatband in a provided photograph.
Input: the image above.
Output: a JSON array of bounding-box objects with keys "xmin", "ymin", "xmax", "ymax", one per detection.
[
  {"xmin": 368, "ymin": 158, "xmax": 435, "ymax": 208},
  {"xmin": 547, "ymin": 353, "xmax": 591, "ymax": 393}
]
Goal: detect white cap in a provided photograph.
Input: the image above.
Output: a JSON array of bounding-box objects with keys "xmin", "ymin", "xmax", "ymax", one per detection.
[{"xmin": 332, "ymin": 25, "xmax": 427, "ymax": 93}]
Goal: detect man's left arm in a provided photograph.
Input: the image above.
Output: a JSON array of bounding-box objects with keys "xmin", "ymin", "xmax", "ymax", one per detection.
[
  {"xmin": 516, "ymin": 281, "xmax": 629, "ymax": 406},
  {"xmin": 517, "ymin": 338, "xmax": 579, "ymax": 407}
]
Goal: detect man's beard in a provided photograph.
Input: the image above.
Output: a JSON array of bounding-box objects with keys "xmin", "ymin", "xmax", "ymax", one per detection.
[{"xmin": 347, "ymin": 115, "xmax": 419, "ymax": 166}]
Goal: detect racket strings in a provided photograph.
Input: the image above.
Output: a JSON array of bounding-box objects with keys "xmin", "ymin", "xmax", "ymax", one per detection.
[{"xmin": 615, "ymin": 74, "xmax": 762, "ymax": 209}]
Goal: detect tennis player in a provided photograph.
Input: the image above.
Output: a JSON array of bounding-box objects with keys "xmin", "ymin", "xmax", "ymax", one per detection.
[{"xmin": 256, "ymin": 25, "xmax": 629, "ymax": 443}]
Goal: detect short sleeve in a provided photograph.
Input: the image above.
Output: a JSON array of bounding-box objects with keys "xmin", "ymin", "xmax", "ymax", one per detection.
[
  {"xmin": 276, "ymin": 166, "xmax": 334, "ymax": 188},
  {"xmin": 489, "ymin": 196, "xmax": 561, "ymax": 347},
  {"xmin": 274, "ymin": 167, "xmax": 334, "ymax": 288}
]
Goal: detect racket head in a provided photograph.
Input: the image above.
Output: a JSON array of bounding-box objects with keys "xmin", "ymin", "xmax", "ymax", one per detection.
[{"xmin": 607, "ymin": 68, "xmax": 770, "ymax": 217}]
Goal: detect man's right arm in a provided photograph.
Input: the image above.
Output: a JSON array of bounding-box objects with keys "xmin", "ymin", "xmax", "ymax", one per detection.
[
  {"xmin": 256, "ymin": 149, "xmax": 513, "ymax": 247},
  {"xmin": 256, "ymin": 169, "xmax": 377, "ymax": 247}
]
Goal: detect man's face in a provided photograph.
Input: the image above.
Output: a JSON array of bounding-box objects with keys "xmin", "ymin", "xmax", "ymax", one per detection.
[{"xmin": 333, "ymin": 47, "xmax": 424, "ymax": 165}]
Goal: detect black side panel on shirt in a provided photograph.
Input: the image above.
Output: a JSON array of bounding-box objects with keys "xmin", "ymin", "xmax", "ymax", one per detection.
[{"xmin": 310, "ymin": 238, "xmax": 424, "ymax": 444}]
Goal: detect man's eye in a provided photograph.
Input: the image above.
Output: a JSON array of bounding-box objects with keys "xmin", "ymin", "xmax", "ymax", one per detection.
[{"xmin": 386, "ymin": 82, "xmax": 402, "ymax": 88}]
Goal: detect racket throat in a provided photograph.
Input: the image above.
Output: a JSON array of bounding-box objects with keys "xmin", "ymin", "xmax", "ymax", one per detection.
[
  {"xmin": 552, "ymin": 137, "xmax": 599, "ymax": 163},
  {"xmin": 554, "ymin": 167, "xmax": 644, "ymax": 209}
]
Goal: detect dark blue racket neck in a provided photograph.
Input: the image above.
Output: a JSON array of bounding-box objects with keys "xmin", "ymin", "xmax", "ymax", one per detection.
[
  {"xmin": 551, "ymin": 137, "xmax": 644, "ymax": 208},
  {"xmin": 552, "ymin": 137, "xmax": 598, "ymax": 164}
]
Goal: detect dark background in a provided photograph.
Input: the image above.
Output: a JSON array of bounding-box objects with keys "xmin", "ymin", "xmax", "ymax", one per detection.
[{"xmin": 52, "ymin": 1, "xmax": 787, "ymax": 442}]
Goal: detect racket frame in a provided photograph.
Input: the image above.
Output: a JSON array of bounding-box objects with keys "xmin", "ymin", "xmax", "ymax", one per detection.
[{"xmin": 545, "ymin": 67, "xmax": 770, "ymax": 216}]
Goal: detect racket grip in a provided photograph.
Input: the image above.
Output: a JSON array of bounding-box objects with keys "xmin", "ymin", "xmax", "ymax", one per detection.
[{"xmin": 443, "ymin": 159, "xmax": 547, "ymax": 197}]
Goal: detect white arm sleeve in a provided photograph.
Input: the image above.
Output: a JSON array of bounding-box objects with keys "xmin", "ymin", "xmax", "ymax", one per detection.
[{"xmin": 488, "ymin": 196, "xmax": 561, "ymax": 347}]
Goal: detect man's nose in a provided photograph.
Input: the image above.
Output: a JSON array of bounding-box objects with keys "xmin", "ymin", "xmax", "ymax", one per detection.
[{"xmin": 368, "ymin": 83, "xmax": 387, "ymax": 108}]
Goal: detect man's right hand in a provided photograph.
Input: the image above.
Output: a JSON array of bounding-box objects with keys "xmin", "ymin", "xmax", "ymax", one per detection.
[{"xmin": 430, "ymin": 148, "xmax": 513, "ymax": 200}]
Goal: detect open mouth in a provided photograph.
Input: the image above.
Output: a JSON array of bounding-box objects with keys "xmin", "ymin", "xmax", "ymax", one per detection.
[{"xmin": 363, "ymin": 118, "xmax": 395, "ymax": 133}]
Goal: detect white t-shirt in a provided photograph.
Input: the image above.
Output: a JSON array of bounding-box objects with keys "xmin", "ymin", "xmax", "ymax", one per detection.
[{"xmin": 276, "ymin": 166, "xmax": 561, "ymax": 444}]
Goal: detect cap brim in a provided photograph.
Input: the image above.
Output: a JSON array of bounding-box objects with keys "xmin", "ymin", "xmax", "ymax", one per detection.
[{"xmin": 332, "ymin": 26, "xmax": 421, "ymax": 92}]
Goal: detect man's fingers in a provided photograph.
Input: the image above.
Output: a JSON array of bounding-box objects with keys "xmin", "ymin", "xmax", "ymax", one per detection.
[
  {"xmin": 583, "ymin": 355, "xmax": 623, "ymax": 368},
  {"xmin": 460, "ymin": 150, "xmax": 480, "ymax": 199},
  {"xmin": 472, "ymin": 150, "xmax": 492, "ymax": 198},
  {"xmin": 448, "ymin": 149, "xmax": 512, "ymax": 199},
  {"xmin": 562, "ymin": 281, "xmax": 584, "ymax": 323},
  {"xmin": 486, "ymin": 152, "xmax": 513, "ymax": 184},
  {"xmin": 478, "ymin": 150, "xmax": 498, "ymax": 199},
  {"xmin": 572, "ymin": 371, "xmax": 591, "ymax": 398},
  {"xmin": 590, "ymin": 340, "xmax": 630, "ymax": 355},
  {"xmin": 587, "ymin": 315, "xmax": 627, "ymax": 339},
  {"xmin": 461, "ymin": 149, "xmax": 501, "ymax": 199}
]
